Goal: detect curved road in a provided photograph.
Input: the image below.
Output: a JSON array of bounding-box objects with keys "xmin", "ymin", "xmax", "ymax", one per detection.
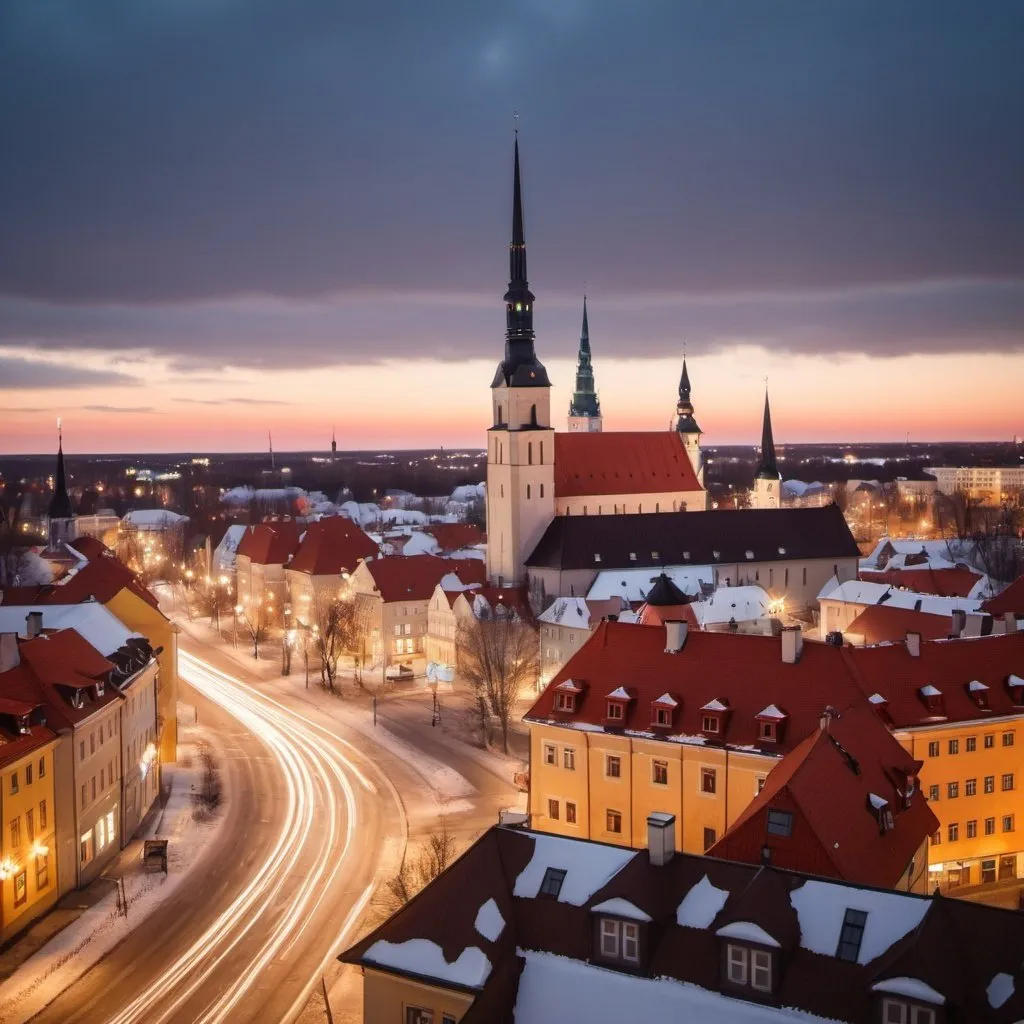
[{"xmin": 33, "ymin": 646, "xmax": 405, "ymax": 1024}]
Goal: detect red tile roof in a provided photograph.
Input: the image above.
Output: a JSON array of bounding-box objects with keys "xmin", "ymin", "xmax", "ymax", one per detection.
[
  {"xmin": 844, "ymin": 605, "xmax": 954, "ymax": 645},
  {"xmin": 1, "ymin": 554, "xmax": 159, "ymax": 610},
  {"xmin": 464, "ymin": 585, "xmax": 534, "ymax": 623},
  {"xmin": 288, "ymin": 518, "xmax": 378, "ymax": 576},
  {"xmin": 636, "ymin": 602, "xmax": 699, "ymax": 629},
  {"xmin": 984, "ymin": 575, "xmax": 1024, "ymax": 616},
  {"xmin": 553, "ymin": 432, "xmax": 702, "ymax": 499},
  {"xmin": 426, "ymin": 523, "xmax": 485, "ymax": 553},
  {"xmin": 68, "ymin": 536, "xmax": 112, "ymax": 560},
  {"xmin": 364, "ymin": 555, "xmax": 487, "ymax": 603},
  {"xmin": 859, "ymin": 566, "xmax": 983, "ymax": 597},
  {"xmin": 235, "ymin": 521, "xmax": 302, "ymax": 566},
  {"xmin": 710, "ymin": 708, "xmax": 937, "ymax": 888}
]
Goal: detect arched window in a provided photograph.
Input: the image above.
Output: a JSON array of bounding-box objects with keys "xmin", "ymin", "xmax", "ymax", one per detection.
[
  {"xmin": 497, "ymin": 404, "xmax": 503, "ymax": 425},
  {"xmin": 655, "ymin": 503, "xmax": 660, "ymax": 513},
  {"xmin": 528, "ymin": 442, "xmax": 533, "ymax": 465},
  {"xmin": 530, "ymin": 404, "xmax": 537, "ymax": 426},
  {"xmin": 583, "ymin": 505, "xmax": 588, "ymax": 515},
  {"xmin": 527, "ymin": 484, "xmax": 531, "ymax": 499},
  {"xmin": 638, "ymin": 504, "xmax": 642, "ymax": 514}
]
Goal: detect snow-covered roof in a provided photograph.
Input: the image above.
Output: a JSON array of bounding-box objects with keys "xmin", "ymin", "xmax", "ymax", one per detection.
[
  {"xmin": 756, "ymin": 704, "xmax": 787, "ymax": 720},
  {"xmin": 474, "ymin": 898, "xmax": 505, "ymax": 942},
  {"xmin": 676, "ymin": 875, "xmax": 730, "ymax": 929},
  {"xmin": 868, "ymin": 793, "xmax": 888, "ymax": 810},
  {"xmin": 692, "ymin": 586, "xmax": 771, "ymax": 626},
  {"xmin": 400, "ymin": 532, "xmax": 440, "ymax": 557},
  {"xmin": 987, "ymin": 972, "xmax": 1015, "ymax": 1009},
  {"xmin": 701, "ymin": 698, "xmax": 728, "ymax": 712},
  {"xmin": 653, "ymin": 693, "xmax": 678, "ymax": 707},
  {"xmin": 919, "ymin": 684, "xmax": 942, "ymax": 697},
  {"xmin": 715, "ymin": 921, "xmax": 780, "ymax": 949},
  {"xmin": 586, "ymin": 565, "xmax": 712, "ymax": 604},
  {"xmin": 513, "ymin": 832, "xmax": 635, "ymax": 906},
  {"xmin": 122, "ymin": 509, "xmax": 189, "ymax": 529},
  {"xmin": 871, "ymin": 977, "xmax": 946, "ymax": 1005},
  {"xmin": 968, "ymin": 679, "xmax": 989, "ymax": 692},
  {"xmin": 450, "ymin": 482, "xmax": 485, "ymax": 503},
  {"xmin": 363, "ymin": 938, "xmax": 491, "ymax": 988},
  {"xmin": 538, "ymin": 597, "xmax": 592, "ymax": 626},
  {"xmin": 213, "ymin": 524, "xmax": 247, "ymax": 571},
  {"xmin": 820, "ymin": 578, "xmax": 984, "ymax": 616},
  {"xmin": 607, "ymin": 686, "xmax": 632, "ymax": 701},
  {"xmin": 591, "ymin": 898, "xmax": 652, "ymax": 923},
  {"xmin": 0, "ymin": 603, "xmax": 140, "ymax": 657}
]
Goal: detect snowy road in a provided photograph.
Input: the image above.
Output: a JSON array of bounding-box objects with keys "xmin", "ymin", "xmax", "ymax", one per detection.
[{"xmin": 30, "ymin": 648, "xmax": 405, "ymax": 1024}]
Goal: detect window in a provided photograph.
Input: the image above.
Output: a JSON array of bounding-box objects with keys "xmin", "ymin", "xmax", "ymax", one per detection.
[
  {"xmin": 79, "ymin": 741, "xmax": 85, "ymax": 761},
  {"xmin": 106, "ymin": 811, "xmax": 116, "ymax": 845},
  {"xmin": 947, "ymin": 782, "xmax": 958, "ymax": 799},
  {"xmin": 97, "ymin": 816, "xmax": 106, "ymax": 850},
  {"xmin": 543, "ymin": 744, "xmax": 556, "ymax": 766},
  {"xmin": 759, "ymin": 720, "xmax": 777, "ymax": 742},
  {"xmin": 1003, "ymin": 815, "xmax": 1015, "ymax": 833},
  {"xmin": 605, "ymin": 755, "xmax": 621, "ymax": 779},
  {"xmin": 982, "ymin": 858, "xmax": 997, "ymax": 882},
  {"xmin": 1003, "ymin": 773, "xmax": 1015, "ymax": 791},
  {"xmin": 606, "ymin": 809, "xmax": 622, "ymax": 834},
  {"xmin": 548, "ymin": 799, "xmax": 560, "ymax": 821},
  {"xmin": 39, "ymin": 800, "xmax": 47, "ymax": 830},
  {"xmin": 38, "ymin": 758, "xmax": 45, "ymax": 779},
  {"xmin": 967, "ymin": 819, "xmax": 977, "ymax": 839},
  {"xmin": 756, "ymin": 776, "xmax": 766, "ymax": 794},
  {"xmin": 35, "ymin": 854, "xmax": 48, "ymax": 891},
  {"xmin": 26, "ymin": 810, "xmax": 34, "ymax": 842},
  {"xmin": 81, "ymin": 784, "xmax": 87, "ymax": 809},
  {"xmin": 703, "ymin": 827, "xmax": 716, "ymax": 851},
  {"xmin": 404, "ymin": 1007, "xmax": 433, "ymax": 1024},
  {"xmin": 91, "ymin": 778, "xmax": 96, "ymax": 800},
  {"xmin": 966, "ymin": 736, "xmax": 976, "ymax": 752},
  {"xmin": 930, "ymin": 831, "xmax": 940, "ymax": 846},
  {"xmin": 554, "ymin": 692, "xmax": 575, "ymax": 712},
  {"xmin": 652, "ymin": 760, "xmax": 668, "ymax": 786},
  {"xmin": 726, "ymin": 944, "xmax": 772, "ymax": 992},
  {"xmin": 9, "ymin": 773, "xmax": 18, "ymax": 796},
  {"xmin": 927, "ymin": 741, "xmax": 939, "ymax": 757},
  {"xmin": 984, "ymin": 733, "xmax": 995, "ymax": 748},
  {"xmin": 606, "ymin": 701, "xmax": 624, "ymax": 721},
  {"xmin": 965, "ymin": 778, "xmax": 976, "ymax": 797},
  {"xmin": 653, "ymin": 706, "xmax": 672, "ymax": 726},
  {"xmin": 25, "ymin": 764, "xmax": 32, "ymax": 786},
  {"xmin": 984, "ymin": 775, "xmax": 995, "ymax": 794},
  {"xmin": 766, "ymin": 809, "xmax": 793, "ymax": 837},
  {"xmin": 928, "ymin": 785, "xmax": 939, "ymax": 802},
  {"xmin": 985, "ymin": 817, "xmax": 996, "ymax": 836},
  {"xmin": 566, "ymin": 802, "xmax": 577, "ymax": 825},
  {"xmin": 80, "ymin": 831, "xmax": 94, "ymax": 866},
  {"xmin": 881, "ymin": 1001, "xmax": 936, "ymax": 1024},
  {"xmin": 948, "ymin": 823, "xmax": 958, "ymax": 842},
  {"xmin": 835, "ymin": 908, "xmax": 868, "ymax": 962},
  {"xmin": 701, "ymin": 714, "xmax": 721, "ymax": 734},
  {"xmin": 701, "ymin": 768, "xmax": 717, "ymax": 794},
  {"xmin": 90, "ymin": 734, "xmax": 95, "ymax": 755},
  {"xmin": 100, "ymin": 769, "xmax": 105, "ymax": 790},
  {"xmin": 13, "ymin": 871, "xmax": 26, "ymax": 908},
  {"xmin": 539, "ymin": 867, "xmax": 566, "ymax": 898},
  {"xmin": 1004, "ymin": 732, "xmax": 1015, "ymax": 747},
  {"xmin": 599, "ymin": 918, "xmax": 640, "ymax": 964},
  {"xmin": 948, "ymin": 739, "xmax": 959, "ymax": 755},
  {"xmin": 563, "ymin": 748, "xmax": 575, "ymax": 770},
  {"xmin": 9, "ymin": 819, "xmax": 20, "ymax": 848}
]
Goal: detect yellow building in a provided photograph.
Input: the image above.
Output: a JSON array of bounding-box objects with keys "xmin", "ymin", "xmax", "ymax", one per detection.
[{"xmin": 0, "ymin": 719, "xmax": 59, "ymax": 943}]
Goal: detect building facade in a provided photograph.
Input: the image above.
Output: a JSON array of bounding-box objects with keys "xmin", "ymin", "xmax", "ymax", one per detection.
[{"xmin": 928, "ymin": 465, "xmax": 1024, "ymax": 504}]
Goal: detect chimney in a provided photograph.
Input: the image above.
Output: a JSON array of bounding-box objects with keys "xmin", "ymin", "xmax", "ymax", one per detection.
[
  {"xmin": 647, "ymin": 812, "xmax": 676, "ymax": 866},
  {"xmin": 964, "ymin": 612, "xmax": 985, "ymax": 638},
  {"xmin": 0, "ymin": 634, "xmax": 19, "ymax": 673},
  {"xmin": 664, "ymin": 620, "xmax": 688, "ymax": 654},
  {"xmin": 25, "ymin": 612, "xmax": 43, "ymax": 639},
  {"xmin": 951, "ymin": 609, "xmax": 967, "ymax": 637},
  {"xmin": 1005, "ymin": 612, "xmax": 1018, "ymax": 634},
  {"xmin": 905, "ymin": 631, "xmax": 921, "ymax": 657},
  {"xmin": 781, "ymin": 625, "xmax": 803, "ymax": 664}
]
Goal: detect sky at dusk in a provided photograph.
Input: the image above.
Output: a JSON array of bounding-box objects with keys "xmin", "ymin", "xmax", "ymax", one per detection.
[{"xmin": 2, "ymin": 1, "xmax": 1022, "ymax": 454}]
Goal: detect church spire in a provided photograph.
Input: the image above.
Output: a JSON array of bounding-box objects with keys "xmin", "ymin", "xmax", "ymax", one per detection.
[
  {"xmin": 675, "ymin": 356, "xmax": 701, "ymax": 434},
  {"xmin": 48, "ymin": 419, "xmax": 73, "ymax": 520},
  {"xmin": 492, "ymin": 130, "xmax": 549, "ymax": 389},
  {"xmin": 756, "ymin": 388, "xmax": 780, "ymax": 480},
  {"xmin": 568, "ymin": 296, "xmax": 601, "ymax": 426}
]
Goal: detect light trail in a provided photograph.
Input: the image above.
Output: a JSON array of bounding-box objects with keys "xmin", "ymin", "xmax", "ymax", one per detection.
[{"xmin": 104, "ymin": 651, "xmax": 384, "ymax": 1024}]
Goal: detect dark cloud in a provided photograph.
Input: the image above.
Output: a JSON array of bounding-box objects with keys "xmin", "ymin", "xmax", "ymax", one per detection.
[
  {"xmin": 0, "ymin": 354, "xmax": 135, "ymax": 389},
  {"xmin": 82, "ymin": 405, "xmax": 155, "ymax": 414}
]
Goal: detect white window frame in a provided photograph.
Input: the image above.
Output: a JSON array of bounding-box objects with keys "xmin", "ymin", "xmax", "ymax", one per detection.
[
  {"xmin": 605, "ymin": 755, "xmax": 621, "ymax": 779},
  {"xmin": 750, "ymin": 949, "xmax": 772, "ymax": 992},
  {"xmin": 543, "ymin": 744, "xmax": 556, "ymax": 766},
  {"xmin": 563, "ymin": 748, "xmax": 576, "ymax": 770},
  {"xmin": 727, "ymin": 944, "xmax": 771, "ymax": 992},
  {"xmin": 599, "ymin": 918, "xmax": 640, "ymax": 964},
  {"xmin": 727, "ymin": 944, "xmax": 748, "ymax": 984}
]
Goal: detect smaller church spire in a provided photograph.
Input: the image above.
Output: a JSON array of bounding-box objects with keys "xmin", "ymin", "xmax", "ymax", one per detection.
[
  {"xmin": 48, "ymin": 418, "xmax": 73, "ymax": 520},
  {"xmin": 568, "ymin": 296, "xmax": 601, "ymax": 428},
  {"xmin": 755, "ymin": 388, "xmax": 781, "ymax": 480},
  {"xmin": 675, "ymin": 355, "xmax": 701, "ymax": 434}
]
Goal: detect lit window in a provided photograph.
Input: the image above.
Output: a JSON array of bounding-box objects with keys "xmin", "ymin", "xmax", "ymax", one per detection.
[
  {"xmin": 1004, "ymin": 732, "xmax": 1015, "ymax": 747},
  {"xmin": 701, "ymin": 768, "xmax": 717, "ymax": 794},
  {"xmin": 548, "ymin": 799, "xmax": 559, "ymax": 820},
  {"xmin": 948, "ymin": 822, "xmax": 958, "ymax": 842},
  {"xmin": 1003, "ymin": 773, "xmax": 1015, "ymax": 791},
  {"xmin": 566, "ymin": 802, "xmax": 577, "ymax": 824},
  {"xmin": 965, "ymin": 778, "xmax": 976, "ymax": 796},
  {"xmin": 543, "ymin": 744, "xmax": 556, "ymax": 766},
  {"xmin": 1003, "ymin": 815, "xmax": 1015, "ymax": 832}
]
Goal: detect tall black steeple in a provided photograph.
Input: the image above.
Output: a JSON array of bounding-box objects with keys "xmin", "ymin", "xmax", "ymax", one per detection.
[
  {"xmin": 568, "ymin": 296, "xmax": 600, "ymax": 418},
  {"xmin": 755, "ymin": 389, "xmax": 780, "ymax": 480},
  {"xmin": 49, "ymin": 421, "xmax": 73, "ymax": 520},
  {"xmin": 675, "ymin": 357, "xmax": 701, "ymax": 434},
  {"xmin": 492, "ymin": 133, "xmax": 549, "ymax": 389}
]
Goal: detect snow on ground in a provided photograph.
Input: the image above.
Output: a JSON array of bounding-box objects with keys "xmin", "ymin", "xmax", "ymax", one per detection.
[
  {"xmin": 0, "ymin": 726, "xmax": 228, "ymax": 1024},
  {"xmin": 513, "ymin": 950, "xmax": 838, "ymax": 1023}
]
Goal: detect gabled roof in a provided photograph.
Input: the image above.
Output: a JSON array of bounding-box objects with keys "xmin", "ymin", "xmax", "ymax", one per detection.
[
  {"xmin": 461, "ymin": 586, "xmax": 533, "ymax": 623},
  {"xmin": 710, "ymin": 709, "xmax": 937, "ymax": 888},
  {"xmin": 845, "ymin": 605, "xmax": 954, "ymax": 645},
  {"xmin": 0, "ymin": 602, "xmax": 142, "ymax": 656},
  {"xmin": 0, "ymin": 553, "xmax": 159, "ymax": 610},
  {"xmin": 527, "ymin": 505, "xmax": 859, "ymax": 571},
  {"xmin": 235, "ymin": 521, "xmax": 302, "ymax": 566},
  {"xmin": 363, "ymin": 555, "xmax": 486, "ymax": 603},
  {"xmin": 984, "ymin": 575, "xmax": 1024, "ymax": 616},
  {"xmin": 553, "ymin": 432, "xmax": 702, "ymax": 498},
  {"xmin": 537, "ymin": 597, "xmax": 622, "ymax": 628},
  {"xmin": 287, "ymin": 517, "xmax": 378, "ymax": 576},
  {"xmin": 66, "ymin": 536, "xmax": 112, "ymax": 561},
  {"xmin": 426, "ymin": 523, "xmax": 485, "ymax": 554},
  {"xmin": 859, "ymin": 566, "xmax": 985, "ymax": 598}
]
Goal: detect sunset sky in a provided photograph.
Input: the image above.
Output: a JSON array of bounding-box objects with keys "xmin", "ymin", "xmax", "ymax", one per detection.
[{"xmin": 2, "ymin": 1, "xmax": 1022, "ymax": 454}]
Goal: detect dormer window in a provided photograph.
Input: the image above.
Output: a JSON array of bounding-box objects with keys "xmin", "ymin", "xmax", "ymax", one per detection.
[
  {"xmin": 606, "ymin": 701, "xmax": 624, "ymax": 721},
  {"xmin": 869, "ymin": 793, "xmax": 895, "ymax": 833},
  {"xmin": 605, "ymin": 687, "xmax": 632, "ymax": 724},
  {"xmin": 967, "ymin": 680, "xmax": 990, "ymax": 709},
  {"xmin": 1008, "ymin": 674, "xmax": 1024, "ymax": 706},
  {"xmin": 70, "ymin": 691, "xmax": 85, "ymax": 710},
  {"xmin": 918, "ymin": 684, "xmax": 943, "ymax": 714},
  {"xmin": 597, "ymin": 917, "xmax": 640, "ymax": 966},
  {"xmin": 880, "ymin": 1000, "xmax": 935, "ymax": 1024},
  {"xmin": 650, "ymin": 694, "xmax": 678, "ymax": 728},
  {"xmin": 16, "ymin": 716, "xmax": 30, "ymax": 736},
  {"xmin": 94, "ymin": 682, "xmax": 105, "ymax": 699},
  {"xmin": 725, "ymin": 943, "xmax": 773, "ymax": 993},
  {"xmin": 701, "ymin": 698, "xmax": 729, "ymax": 736},
  {"xmin": 745, "ymin": 550, "xmax": 754, "ymax": 560},
  {"xmin": 555, "ymin": 692, "xmax": 576, "ymax": 712},
  {"xmin": 756, "ymin": 705, "xmax": 788, "ymax": 743},
  {"xmin": 629, "ymin": 552, "xmax": 637, "ymax": 561}
]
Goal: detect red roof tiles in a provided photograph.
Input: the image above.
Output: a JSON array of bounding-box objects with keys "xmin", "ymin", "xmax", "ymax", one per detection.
[
  {"xmin": 845, "ymin": 605, "xmax": 953, "ymax": 645},
  {"xmin": 1, "ymin": 554, "xmax": 159, "ymax": 610},
  {"xmin": 859, "ymin": 566, "xmax": 983, "ymax": 597},
  {"xmin": 553, "ymin": 432, "xmax": 702, "ymax": 498},
  {"xmin": 984, "ymin": 575, "xmax": 1024, "ymax": 616},
  {"xmin": 426, "ymin": 523, "xmax": 485, "ymax": 553},
  {"xmin": 288, "ymin": 518, "xmax": 378, "ymax": 576},
  {"xmin": 235, "ymin": 521, "xmax": 302, "ymax": 566},
  {"xmin": 364, "ymin": 555, "xmax": 487, "ymax": 603}
]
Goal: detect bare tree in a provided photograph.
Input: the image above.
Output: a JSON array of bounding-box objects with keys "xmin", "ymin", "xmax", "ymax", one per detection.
[
  {"xmin": 457, "ymin": 611, "xmax": 538, "ymax": 754},
  {"xmin": 382, "ymin": 818, "xmax": 457, "ymax": 912},
  {"xmin": 239, "ymin": 601, "xmax": 272, "ymax": 660},
  {"xmin": 310, "ymin": 588, "xmax": 359, "ymax": 692}
]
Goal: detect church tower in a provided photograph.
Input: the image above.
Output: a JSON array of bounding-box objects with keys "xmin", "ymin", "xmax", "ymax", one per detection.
[
  {"xmin": 567, "ymin": 296, "xmax": 602, "ymax": 432},
  {"xmin": 486, "ymin": 134, "xmax": 555, "ymax": 586},
  {"xmin": 47, "ymin": 420, "xmax": 75, "ymax": 547},
  {"xmin": 751, "ymin": 389, "xmax": 782, "ymax": 509},
  {"xmin": 674, "ymin": 356, "xmax": 703, "ymax": 486}
]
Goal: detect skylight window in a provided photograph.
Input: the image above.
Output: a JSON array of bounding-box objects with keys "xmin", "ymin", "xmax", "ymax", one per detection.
[
  {"xmin": 835, "ymin": 909, "xmax": 867, "ymax": 962},
  {"xmin": 766, "ymin": 809, "xmax": 793, "ymax": 837},
  {"xmin": 539, "ymin": 867, "xmax": 566, "ymax": 898}
]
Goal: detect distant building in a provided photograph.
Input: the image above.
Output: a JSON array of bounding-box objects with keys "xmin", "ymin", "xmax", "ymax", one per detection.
[
  {"xmin": 928, "ymin": 465, "xmax": 1024, "ymax": 504},
  {"xmin": 234, "ymin": 520, "xmax": 302, "ymax": 613}
]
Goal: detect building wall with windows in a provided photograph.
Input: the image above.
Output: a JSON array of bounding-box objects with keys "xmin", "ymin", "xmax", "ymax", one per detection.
[
  {"xmin": 928, "ymin": 465, "xmax": 1024, "ymax": 505},
  {"xmin": 899, "ymin": 718, "xmax": 1024, "ymax": 888},
  {"xmin": 362, "ymin": 967, "xmax": 471, "ymax": 1024},
  {"xmin": 0, "ymin": 740, "xmax": 59, "ymax": 943},
  {"xmin": 528, "ymin": 723, "xmax": 775, "ymax": 856},
  {"xmin": 119, "ymin": 662, "xmax": 160, "ymax": 842},
  {"xmin": 556, "ymin": 489, "xmax": 704, "ymax": 517}
]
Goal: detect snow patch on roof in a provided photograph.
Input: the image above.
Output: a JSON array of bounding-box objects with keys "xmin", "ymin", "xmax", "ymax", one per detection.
[
  {"xmin": 868, "ymin": 793, "xmax": 888, "ymax": 809},
  {"xmin": 987, "ymin": 972, "xmax": 1014, "ymax": 1009},
  {"xmin": 473, "ymin": 898, "xmax": 505, "ymax": 942},
  {"xmin": 715, "ymin": 921, "xmax": 780, "ymax": 948},
  {"xmin": 607, "ymin": 687, "xmax": 632, "ymax": 700},
  {"xmin": 919, "ymin": 684, "xmax": 942, "ymax": 697},
  {"xmin": 653, "ymin": 693, "xmax": 678, "ymax": 707},
  {"xmin": 591, "ymin": 898, "xmax": 652, "ymax": 923},
  {"xmin": 0, "ymin": 604, "xmax": 140, "ymax": 657},
  {"xmin": 363, "ymin": 938, "xmax": 491, "ymax": 988},
  {"xmin": 871, "ymin": 977, "xmax": 945, "ymax": 1005},
  {"xmin": 757, "ymin": 704, "xmax": 787, "ymax": 719},
  {"xmin": 967, "ymin": 679, "xmax": 989, "ymax": 692},
  {"xmin": 701, "ymin": 698, "xmax": 728, "ymax": 712},
  {"xmin": 513, "ymin": 833, "xmax": 635, "ymax": 906},
  {"xmin": 676, "ymin": 875, "xmax": 730, "ymax": 929},
  {"xmin": 790, "ymin": 881, "xmax": 930, "ymax": 966},
  {"xmin": 868, "ymin": 693, "xmax": 887, "ymax": 705},
  {"xmin": 586, "ymin": 565, "xmax": 712, "ymax": 604},
  {"xmin": 692, "ymin": 586, "xmax": 771, "ymax": 626},
  {"xmin": 538, "ymin": 597, "xmax": 591, "ymax": 626}
]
